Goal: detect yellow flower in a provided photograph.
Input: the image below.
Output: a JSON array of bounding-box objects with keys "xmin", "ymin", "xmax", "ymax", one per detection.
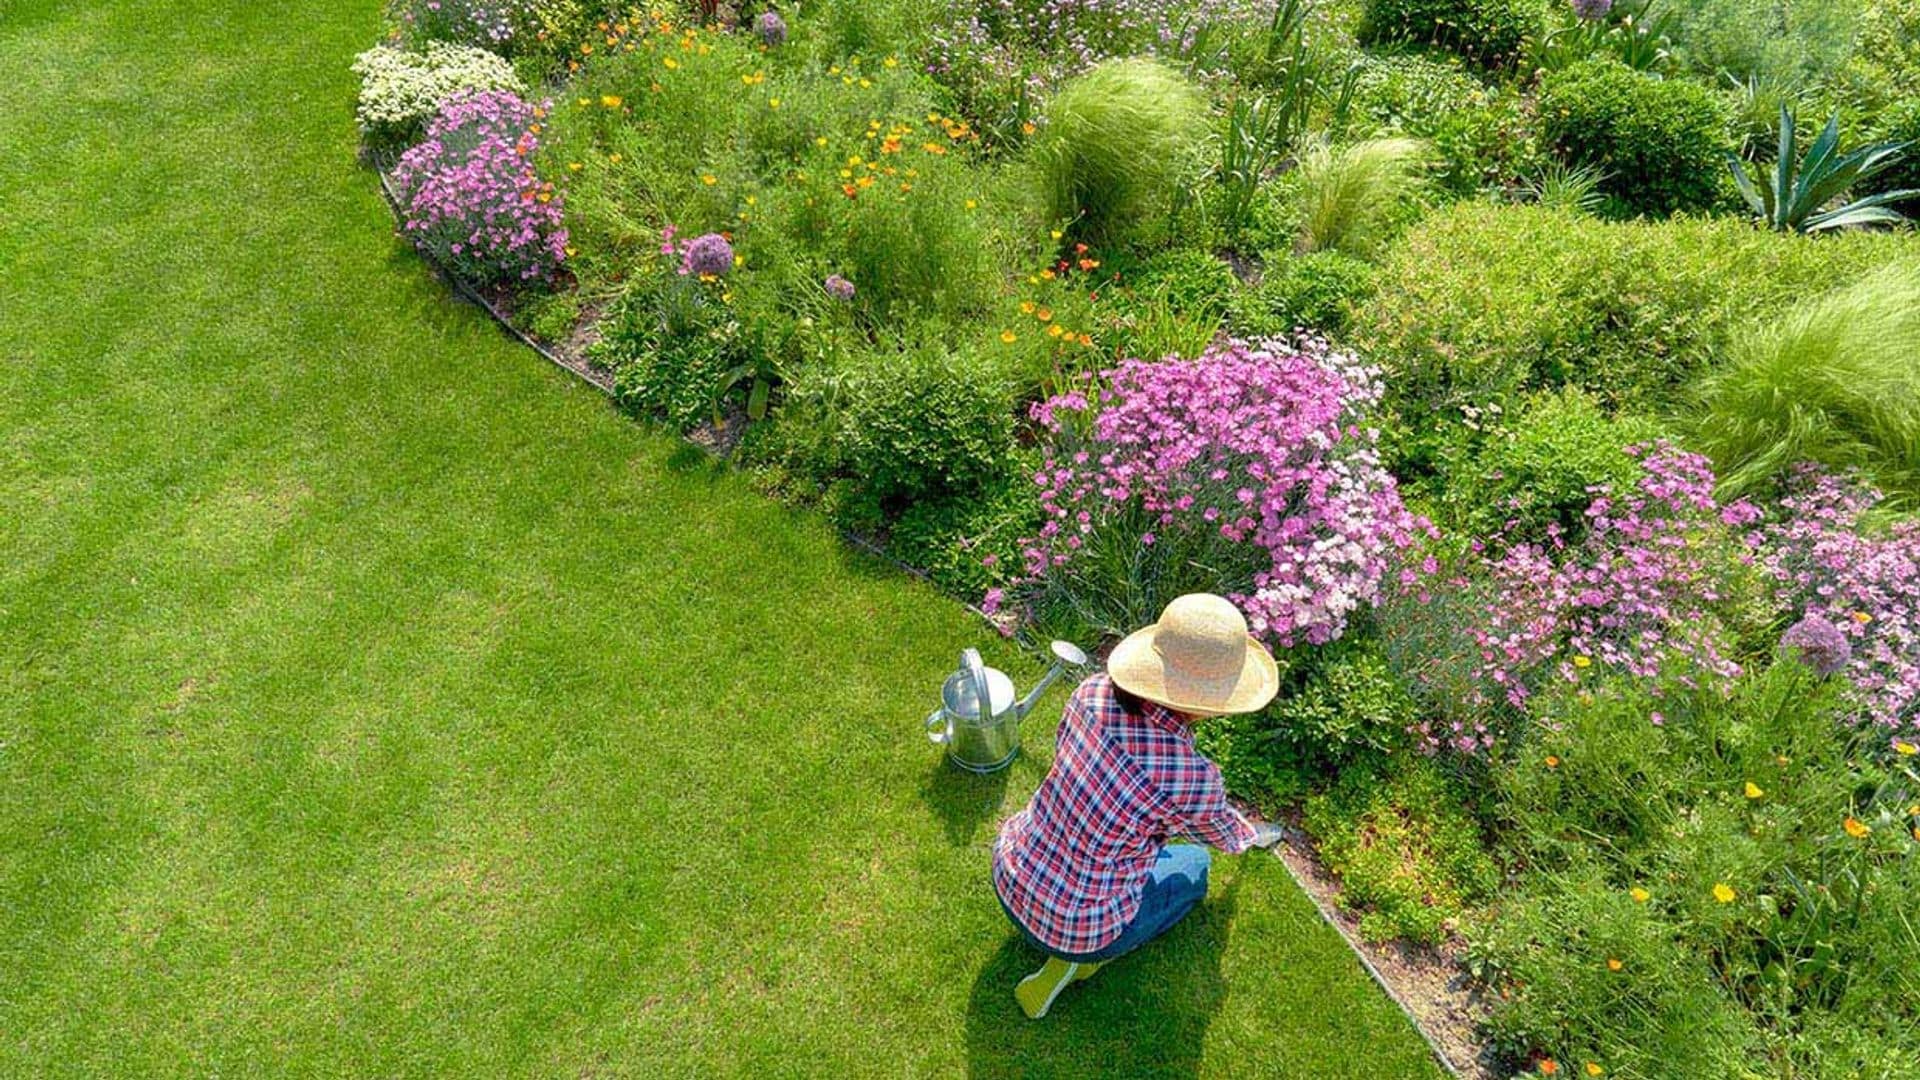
[
  {"xmin": 1630, "ymin": 886, "xmax": 1650, "ymax": 903},
  {"xmin": 858, "ymin": 78, "xmax": 872, "ymax": 88},
  {"xmin": 1744, "ymin": 781, "xmax": 1764, "ymax": 799},
  {"xmin": 664, "ymin": 56, "xmax": 679, "ymax": 69},
  {"xmin": 1852, "ymin": 610, "xmax": 1873, "ymax": 624},
  {"xmin": 568, "ymin": 161, "xmax": 583, "ymax": 172},
  {"xmin": 1000, "ymin": 330, "xmax": 1017, "ymax": 344},
  {"xmin": 577, "ymin": 97, "xmax": 592, "ymax": 106},
  {"xmin": 1894, "ymin": 740, "xmax": 1917, "ymax": 755},
  {"xmin": 815, "ymin": 136, "xmax": 829, "ymax": 147},
  {"xmin": 1035, "ymin": 307, "xmax": 1053, "ymax": 322},
  {"xmin": 1713, "ymin": 882, "xmax": 1736, "ymax": 903},
  {"xmin": 1605, "ymin": 958, "xmax": 1622, "ymax": 972},
  {"xmin": 1585, "ymin": 1065, "xmax": 1605, "ymax": 1077},
  {"xmin": 609, "ymin": 153, "xmax": 623, "ymax": 163},
  {"xmin": 965, "ymin": 199, "xmax": 977, "ymax": 210},
  {"xmin": 601, "ymin": 94, "xmax": 623, "ymax": 108},
  {"xmin": 1022, "ymin": 121, "xmax": 1037, "ymax": 135},
  {"xmin": 1077, "ymin": 333, "xmax": 1092, "ymax": 347},
  {"xmin": 1844, "ymin": 816, "xmax": 1871, "ymax": 838},
  {"xmin": 701, "ymin": 174, "xmax": 717, "ymax": 185},
  {"xmin": 1019, "ymin": 301, "xmax": 1035, "ymax": 314},
  {"xmin": 1572, "ymin": 655, "xmax": 1592, "ymax": 668},
  {"xmin": 768, "ymin": 97, "xmax": 781, "ymax": 109},
  {"xmin": 884, "ymin": 56, "xmax": 899, "ymax": 68},
  {"xmin": 1047, "ymin": 324, "xmax": 1064, "ymax": 338},
  {"xmin": 1050, "ymin": 229, "xmax": 1063, "ymax": 240},
  {"xmin": 1545, "ymin": 755, "xmax": 1561, "ymax": 769}
]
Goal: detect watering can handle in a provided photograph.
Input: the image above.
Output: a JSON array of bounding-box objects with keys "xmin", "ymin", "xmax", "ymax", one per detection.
[
  {"xmin": 925, "ymin": 709, "xmax": 951, "ymax": 744},
  {"xmin": 962, "ymin": 648, "xmax": 991, "ymax": 718}
]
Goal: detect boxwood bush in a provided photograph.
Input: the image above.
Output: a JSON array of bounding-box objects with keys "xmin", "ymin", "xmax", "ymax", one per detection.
[{"xmin": 1538, "ymin": 58, "xmax": 1729, "ymax": 218}]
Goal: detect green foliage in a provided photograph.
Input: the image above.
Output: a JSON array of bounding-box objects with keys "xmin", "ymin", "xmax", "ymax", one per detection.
[
  {"xmin": 1692, "ymin": 263, "xmax": 1920, "ymax": 502},
  {"xmin": 1522, "ymin": 158, "xmax": 1608, "ymax": 213},
  {"xmin": 1304, "ymin": 757, "xmax": 1498, "ymax": 944},
  {"xmin": 1860, "ymin": 97, "xmax": 1920, "ymax": 215},
  {"xmin": 1728, "ymin": 106, "xmax": 1919, "ymax": 232},
  {"xmin": 1356, "ymin": 0, "xmax": 1545, "ymax": 69},
  {"xmin": 1231, "ymin": 250, "xmax": 1378, "ymax": 337},
  {"xmin": 1092, "ymin": 250, "xmax": 1239, "ymax": 362},
  {"xmin": 1668, "ymin": 0, "xmax": 1864, "ymax": 86},
  {"xmin": 1442, "ymin": 388, "xmax": 1662, "ymax": 542},
  {"xmin": 1538, "ymin": 58, "xmax": 1728, "ymax": 217},
  {"xmin": 1293, "ymin": 137, "xmax": 1428, "ymax": 257},
  {"xmin": 1473, "ymin": 665, "xmax": 1920, "ymax": 1076},
  {"xmin": 1355, "ymin": 203, "xmax": 1908, "ymax": 452},
  {"xmin": 1842, "ymin": 0, "xmax": 1920, "ymax": 111},
  {"xmin": 594, "ymin": 271, "xmax": 744, "ymax": 430},
  {"xmin": 1273, "ymin": 640, "xmax": 1419, "ymax": 761},
  {"xmin": 884, "ymin": 465, "xmax": 1039, "ymax": 596},
  {"xmin": 1348, "ymin": 51, "xmax": 1489, "ymax": 133},
  {"xmin": 1427, "ymin": 89, "xmax": 1543, "ymax": 195},
  {"xmin": 786, "ymin": 341, "xmax": 1020, "ymax": 526},
  {"xmin": 1033, "ymin": 59, "xmax": 1209, "ymax": 248}
]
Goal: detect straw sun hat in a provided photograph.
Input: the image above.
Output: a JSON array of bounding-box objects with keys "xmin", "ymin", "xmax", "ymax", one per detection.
[{"xmin": 1107, "ymin": 594, "xmax": 1279, "ymax": 717}]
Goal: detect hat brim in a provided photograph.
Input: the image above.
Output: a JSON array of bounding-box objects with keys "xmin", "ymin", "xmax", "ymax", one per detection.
[{"xmin": 1107, "ymin": 623, "xmax": 1279, "ymax": 717}]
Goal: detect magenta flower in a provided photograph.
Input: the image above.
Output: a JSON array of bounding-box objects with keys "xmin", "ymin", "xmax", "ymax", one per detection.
[
  {"xmin": 756, "ymin": 10, "xmax": 788, "ymax": 47},
  {"xmin": 823, "ymin": 273, "xmax": 856, "ymax": 301}
]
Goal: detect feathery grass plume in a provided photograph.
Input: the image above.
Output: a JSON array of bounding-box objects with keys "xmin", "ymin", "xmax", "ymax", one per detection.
[
  {"xmin": 1692, "ymin": 263, "xmax": 1920, "ymax": 502},
  {"xmin": 1294, "ymin": 138, "xmax": 1426, "ymax": 258},
  {"xmin": 1033, "ymin": 58, "xmax": 1207, "ymax": 249}
]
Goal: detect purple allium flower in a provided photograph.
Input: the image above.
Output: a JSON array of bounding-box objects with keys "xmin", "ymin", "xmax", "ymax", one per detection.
[
  {"xmin": 1781, "ymin": 613, "xmax": 1852, "ymax": 676},
  {"xmin": 682, "ymin": 232, "xmax": 734, "ymax": 277},
  {"xmin": 1571, "ymin": 0, "xmax": 1612, "ymax": 19},
  {"xmin": 756, "ymin": 10, "xmax": 787, "ymax": 47},
  {"xmin": 823, "ymin": 273, "xmax": 855, "ymax": 301}
]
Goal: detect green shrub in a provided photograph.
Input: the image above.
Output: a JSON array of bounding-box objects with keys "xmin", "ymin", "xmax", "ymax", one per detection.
[
  {"xmin": 1692, "ymin": 263, "xmax": 1920, "ymax": 502},
  {"xmin": 1293, "ymin": 138, "xmax": 1428, "ymax": 257},
  {"xmin": 1303, "ymin": 757, "xmax": 1497, "ymax": 944},
  {"xmin": 820, "ymin": 342, "xmax": 1020, "ymax": 525},
  {"xmin": 1538, "ymin": 58, "xmax": 1728, "ymax": 217},
  {"xmin": 1033, "ymin": 59, "xmax": 1208, "ymax": 249},
  {"xmin": 593, "ymin": 272, "xmax": 744, "ymax": 431},
  {"xmin": 1271, "ymin": 640, "xmax": 1418, "ymax": 761},
  {"xmin": 1669, "ymin": 0, "xmax": 1864, "ymax": 85},
  {"xmin": 885, "ymin": 466, "xmax": 1039, "ymax": 596},
  {"xmin": 1357, "ymin": 0, "xmax": 1544, "ymax": 69},
  {"xmin": 1354, "ymin": 203, "xmax": 1909, "ymax": 461},
  {"xmin": 1348, "ymin": 51, "xmax": 1490, "ymax": 133},
  {"xmin": 1427, "ymin": 90, "xmax": 1543, "ymax": 195},
  {"xmin": 1842, "ymin": 0, "xmax": 1920, "ymax": 111},
  {"xmin": 1231, "ymin": 250, "xmax": 1377, "ymax": 337},
  {"xmin": 1442, "ymin": 388, "xmax": 1663, "ymax": 542},
  {"xmin": 1473, "ymin": 665, "xmax": 1920, "ymax": 1076}
]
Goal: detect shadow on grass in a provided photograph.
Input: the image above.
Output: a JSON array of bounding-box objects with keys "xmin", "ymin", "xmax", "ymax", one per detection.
[
  {"xmin": 964, "ymin": 871, "xmax": 1239, "ymax": 1079},
  {"xmin": 919, "ymin": 755, "xmax": 1014, "ymax": 846}
]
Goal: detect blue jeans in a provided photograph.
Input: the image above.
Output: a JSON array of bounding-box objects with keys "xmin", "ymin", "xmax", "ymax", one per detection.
[{"xmin": 999, "ymin": 844, "xmax": 1212, "ymax": 963}]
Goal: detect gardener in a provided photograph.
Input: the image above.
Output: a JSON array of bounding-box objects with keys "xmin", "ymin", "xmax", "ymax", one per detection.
[{"xmin": 992, "ymin": 593, "xmax": 1286, "ymax": 1020}]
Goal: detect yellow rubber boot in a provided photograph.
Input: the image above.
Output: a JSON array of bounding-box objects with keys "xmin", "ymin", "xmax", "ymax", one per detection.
[{"xmin": 1014, "ymin": 957, "xmax": 1105, "ymax": 1019}]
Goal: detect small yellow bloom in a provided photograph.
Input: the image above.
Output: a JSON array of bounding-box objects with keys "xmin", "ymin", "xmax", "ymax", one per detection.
[
  {"xmin": 883, "ymin": 56, "xmax": 899, "ymax": 68},
  {"xmin": 1585, "ymin": 1065, "xmax": 1604, "ymax": 1078},
  {"xmin": 1000, "ymin": 330, "xmax": 1017, "ymax": 344},
  {"xmin": 1022, "ymin": 121, "xmax": 1037, "ymax": 135},
  {"xmin": 1853, "ymin": 611, "xmax": 1873, "ymax": 624},
  {"xmin": 1077, "ymin": 333, "xmax": 1092, "ymax": 346},
  {"xmin": 1046, "ymin": 324, "xmax": 1064, "ymax": 338},
  {"xmin": 1545, "ymin": 755, "xmax": 1561, "ymax": 769},
  {"xmin": 1894, "ymin": 740, "xmax": 1917, "ymax": 755},
  {"xmin": 601, "ymin": 94, "xmax": 622, "ymax": 108},
  {"xmin": 568, "ymin": 161, "xmax": 583, "ymax": 172},
  {"xmin": 1845, "ymin": 816, "xmax": 1871, "ymax": 838},
  {"xmin": 1605, "ymin": 958, "xmax": 1622, "ymax": 972},
  {"xmin": 664, "ymin": 56, "xmax": 679, "ymax": 69},
  {"xmin": 1572, "ymin": 655, "xmax": 1592, "ymax": 668},
  {"xmin": 858, "ymin": 78, "xmax": 872, "ymax": 88},
  {"xmin": 1050, "ymin": 229, "xmax": 1063, "ymax": 240},
  {"xmin": 965, "ymin": 199, "xmax": 977, "ymax": 210},
  {"xmin": 1745, "ymin": 781, "xmax": 1764, "ymax": 799},
  {"xmin": 1630, "ymin": 887, "xmax": 1650, "ymax": 903},
  {"xmin": 702, "ymin": 174, "xmax": 717, "ymax": 185},
  {"xmin": 1019, "ymin": 301, "xmax": 1035, "ymax": 314},
  {"xmin": 768, "ymin": 98, "xmax": 781, "ymax": 109},
  {"xmin": 815, "ymin": 136, "xmax": 829, "ymax": 147},
  {"xmin": 609, "ymin": 153, "xmax": 623, "ymax": 163},
  {"xmin": 1713, "ymin": 882, "xmax": 1736, "ymax": 903}
]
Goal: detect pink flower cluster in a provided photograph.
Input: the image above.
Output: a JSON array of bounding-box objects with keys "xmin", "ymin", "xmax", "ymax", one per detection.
[
  {"xmin": 1396, "ymin": 444, "xmax": 1760, "ymax": 753},
  {"xmin": 1008, "ymin": 337, "xmax": 1425, "ymax": 647},
  {"xmin": 393, "ymin": 90, "xmax": 568, "ymax": 285},
  {"xmin": 1751, "ymin": 468, "xmax": 1920, "ymax": 737}
]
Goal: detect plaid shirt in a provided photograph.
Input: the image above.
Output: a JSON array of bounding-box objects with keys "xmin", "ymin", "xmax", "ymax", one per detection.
[{"xmin": 991, "ymin": 673, "xmax": 1256, "ymax": 955}]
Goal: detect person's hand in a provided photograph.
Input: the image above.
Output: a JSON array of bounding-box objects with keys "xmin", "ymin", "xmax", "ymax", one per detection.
[{"xmin": 1249, "ymin": 821, "xmax": 1286, "ymax": 849}]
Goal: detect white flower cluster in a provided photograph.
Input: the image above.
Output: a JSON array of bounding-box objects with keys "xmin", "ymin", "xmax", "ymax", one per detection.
[{"xmin": 352, "ymin": 43, "xmax": 525, "ymax": 147}]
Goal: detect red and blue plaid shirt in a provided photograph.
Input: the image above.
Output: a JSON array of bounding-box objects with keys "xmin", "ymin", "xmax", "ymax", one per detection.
[{"xmin": 991, "ymin": 673, "xmax": 1256, "ymax": 955}]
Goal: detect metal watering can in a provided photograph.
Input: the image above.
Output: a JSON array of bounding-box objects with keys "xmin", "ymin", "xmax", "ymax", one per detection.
[{"xmin": 925, "ymin": 640, "xmax": 1089, "ymax": 773}]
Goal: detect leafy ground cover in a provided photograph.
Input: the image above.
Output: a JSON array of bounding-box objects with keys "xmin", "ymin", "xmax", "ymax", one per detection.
[{"xmin": 0, "ymin": 0, "xmax": 1447, "ymax": 1074}]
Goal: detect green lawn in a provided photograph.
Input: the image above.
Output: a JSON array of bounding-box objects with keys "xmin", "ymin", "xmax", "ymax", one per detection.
[{"xmin": 0, "ymin": 1, "xmax": 1444, "ymax": 1074}]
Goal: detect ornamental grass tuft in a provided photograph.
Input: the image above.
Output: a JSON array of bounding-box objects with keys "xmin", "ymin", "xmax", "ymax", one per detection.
[{"xmin": 1031, "ymin": 58, "xmax": 1207, "ymax": 249}]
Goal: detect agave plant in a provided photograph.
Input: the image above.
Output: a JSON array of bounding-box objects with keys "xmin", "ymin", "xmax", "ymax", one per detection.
[{"xmin": 1728, "ymin": 105, "xmax": 1918, "ymax": 232}]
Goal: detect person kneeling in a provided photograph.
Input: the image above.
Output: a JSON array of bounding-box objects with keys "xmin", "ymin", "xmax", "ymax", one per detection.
[{"xmin": 991, "ymin": 593, "xmax": 1286, "ymax": 1019}]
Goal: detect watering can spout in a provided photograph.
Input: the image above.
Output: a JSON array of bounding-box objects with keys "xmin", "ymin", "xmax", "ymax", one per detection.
[{"xmin": 1014, "ymin": 640, "xmax": 1091, "ymax": 720}]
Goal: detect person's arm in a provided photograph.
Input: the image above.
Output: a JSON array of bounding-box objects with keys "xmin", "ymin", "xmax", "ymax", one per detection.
[{"xmin": 1161, "ymin": 766, "xmax": 1261, "ymax": 853}]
